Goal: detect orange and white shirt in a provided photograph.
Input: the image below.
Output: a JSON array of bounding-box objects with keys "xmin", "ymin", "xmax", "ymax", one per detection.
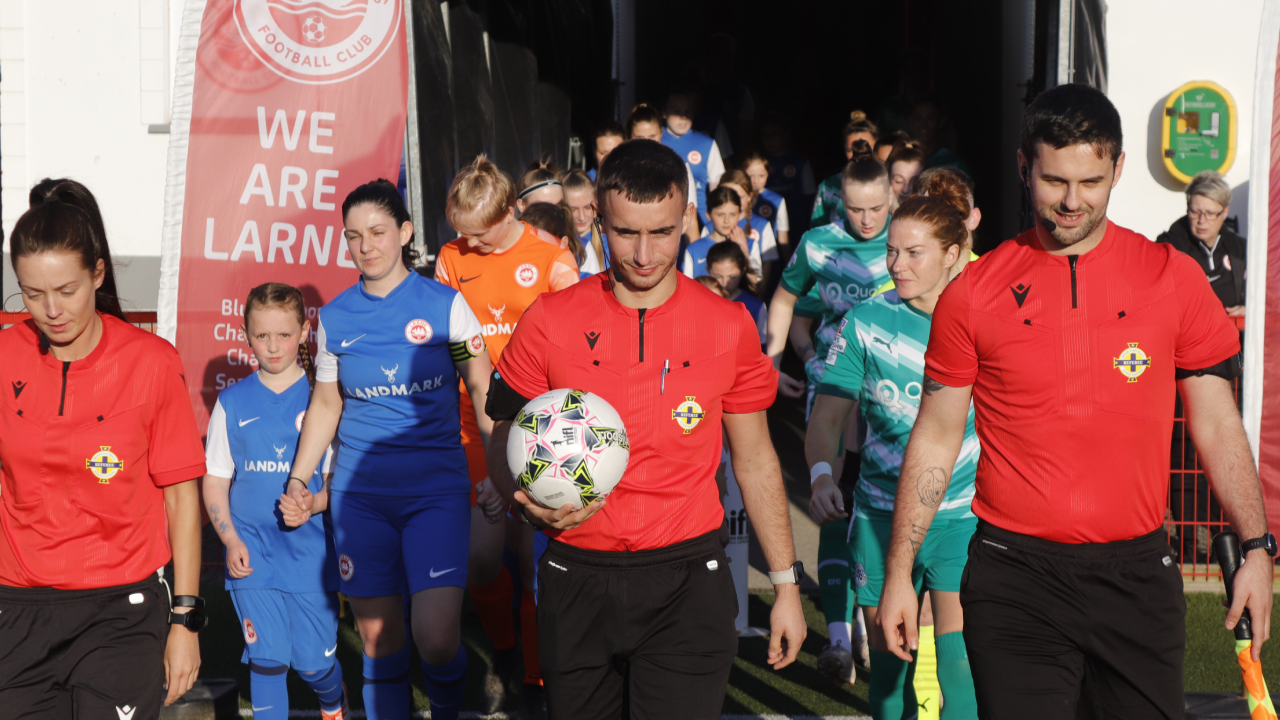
[{"xmin": 435, "ymin": 221, "xmax": 580, "ymax": 362}]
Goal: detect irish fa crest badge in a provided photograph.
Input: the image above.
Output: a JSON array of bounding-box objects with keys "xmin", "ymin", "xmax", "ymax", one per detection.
[
  {"xmin": 1113, "ymin": 343, "xmax": 1152, "ymax": 383},
  {"xmin": 86, "ymin": 446, "xmax": 124, "ymax": 484},
  {"xmin": 671, "ymin": 396, "xmax": 706, "ymax": 434}
]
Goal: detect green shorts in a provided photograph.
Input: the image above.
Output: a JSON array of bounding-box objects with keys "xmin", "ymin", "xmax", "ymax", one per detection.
[{"xmin": 850, "ymin": 511, "xmax": 978, "ymax": 607}]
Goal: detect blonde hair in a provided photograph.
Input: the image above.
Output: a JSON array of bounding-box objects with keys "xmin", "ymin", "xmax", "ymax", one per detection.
[
  {"xmin": 1186, "ymin": 171, "xmax": 1232, "ymax": 209},
  {"xmin": 446, "ymin": 154, "xmax": 515, "ymax": 230}
]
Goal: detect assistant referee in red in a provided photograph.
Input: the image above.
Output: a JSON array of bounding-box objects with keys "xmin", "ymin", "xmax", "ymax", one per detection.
[
  {"xmin": 484, "ymin": 139, "xmax": 807, "ymax": 719},
  {"xmin": 878, "ymin": 84, "xmax": 1273, "ymax": 720}
]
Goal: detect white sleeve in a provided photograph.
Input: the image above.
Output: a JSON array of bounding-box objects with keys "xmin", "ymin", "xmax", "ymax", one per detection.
[
  {"xmin": 756, "ymin": 302, "xmax": 769, "ymax": 346},
  {"xmin": 801, "ymin": 161, "xmax": 816, "ymax": 195},
  {"xmin": 748, "ymin": 238, "xmax": 763, "ymax": 276},
  {"xmin": 687, "ymin": 165, "xmax": 698, "ymax": 211},
  {"xmin": 448, "ymin": 292, "xmax": 484, "ymax": 343},
  {"xmin": 682, "ymin": 249, "xmax": 695, "ymax": 278},
  {"xmin": 315, "ymin": 317, "xmax": 338, "ymax": 383},
  {"xmin": 760, "ymin": 223, "xmax": 778, "ymax": 262},
  {"xmin": 707, "ymin": 142, "xmax": 725, "ymax": 187},
  {"xmin": 204, "ymin": 399, "xmax": 235, "ymax": 479},
  {"xmin": 776, "ymin": 199, "xmax": 790, "ymax": 233}
]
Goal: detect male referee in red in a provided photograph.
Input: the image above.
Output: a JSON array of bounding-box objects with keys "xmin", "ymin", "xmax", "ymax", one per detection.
[
  {"xmin": 878, "ymin": 84, "xmax": 1274, "ymax": 719},
  {"xmin": 484, "ymin": 139, "xmax": 807, "ymax": 719}
]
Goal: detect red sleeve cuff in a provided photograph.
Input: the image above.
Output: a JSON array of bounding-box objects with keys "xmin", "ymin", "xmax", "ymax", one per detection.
[
  {"xmin": 723, "ymin": 396, "xmax": 776, "ymax": 414},
  {"xmin": 924, "ymin": 365, "xmax": 976, "ymax": 388},
  {"xmin": 152, "ymin": 463, "xmax": 206, "ymax": 487},
  {"xmin": 1176, "ymin": 341, "xmax": 1241, "ymax": 372}
]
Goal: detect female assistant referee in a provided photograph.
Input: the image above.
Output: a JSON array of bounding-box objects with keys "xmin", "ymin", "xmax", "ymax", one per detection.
[
  {"xmin": 280, "ymin": 179, "xmax": 493, "ymax": 720},
  {"xmin": 0, "ymin": 179, "xmax": 207, "ymax": 719}
]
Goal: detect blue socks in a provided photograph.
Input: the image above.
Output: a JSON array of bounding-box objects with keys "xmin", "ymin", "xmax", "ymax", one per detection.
[
  {"xmin": 300, "ymin": 660, "xmax": 346, "ymax": 712},
  {"xmin": 421, "ymin": 645, "xmax": 468, "ymax": 720},
  {"xmin": 362, "ymin": 646, "xmax": 410, "ymax": 720},
  {"xmin": 249, "ymin": 661, "xmax": 290, "ymax": 720},
  {"xmin": 936, "ymin": 631, "xmax": 978, "ymax": 719}
]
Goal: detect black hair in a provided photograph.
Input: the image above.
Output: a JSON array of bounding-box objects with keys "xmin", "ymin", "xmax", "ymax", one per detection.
[
  {"xmin": 596, "ymin": 139, "xmax": 689, "ymax": 207},
  {"xmin": 14, "ymin": 178, "xmax": 127, "ymax": 322},
  {"xmin": 625, "ymin": 103, "xmax": 665, "ymax": 139},
  {"xmin": 705, "ymin": 238, "xmax": 758, "ymax": 295},
  {"xmin": 594, "ymin": 120, "xmax": 625, "ymax": 142},
  {"xmin": 1021, "ymin": 83, "xmax": 1123, "ymax": 164},
  {"xmin": 518, "ymin": 201, "xmax": 571, "ymax": 240},
  {"xmin": 706, "ymin": 185, "xmax": 742, "ymax": 213},
  {"xmin": 841, "ymin": 139, "xmax": 889, "ymax": 188},
  {"xmin": 341, "ymin": 179, "xmax": 419, "ymax": 268}
]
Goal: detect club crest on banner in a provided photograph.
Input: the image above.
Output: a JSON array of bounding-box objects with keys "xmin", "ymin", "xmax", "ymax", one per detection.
[{"xmin": 235, "ymin": 0, "xmax": 403, "ymax": 84}]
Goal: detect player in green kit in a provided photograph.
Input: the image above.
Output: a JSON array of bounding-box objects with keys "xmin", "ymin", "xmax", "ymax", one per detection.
[
  {"xmin": 806, "ymin": 195, "xmax": 979, "ymax": 720},
  {"xmin": 767, "ymin": 139, "xmax": 893, "ymax": 682},
  {"xmin": 811, "ymin": 111, "xmax": 880, "ymax": 229}
]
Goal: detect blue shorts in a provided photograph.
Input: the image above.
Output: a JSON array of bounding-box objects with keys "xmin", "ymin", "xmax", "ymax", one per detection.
[
  {"xmin": 329, "ymin": 490, "xmax": 470, "ymax": 597},
  {"xmin": 230, "ymin": 589, "xmax": 340, "ymax": 672}
]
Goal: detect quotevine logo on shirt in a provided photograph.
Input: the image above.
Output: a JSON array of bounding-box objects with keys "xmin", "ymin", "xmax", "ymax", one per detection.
[{"xmin": 235, "ymin": 0, "xmax": 403, "ymax": 85}]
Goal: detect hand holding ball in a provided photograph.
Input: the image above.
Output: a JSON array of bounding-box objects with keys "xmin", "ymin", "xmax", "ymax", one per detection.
[{"xmin": 506, "ymin": 389, "xmax": 630, "ymax": 511}]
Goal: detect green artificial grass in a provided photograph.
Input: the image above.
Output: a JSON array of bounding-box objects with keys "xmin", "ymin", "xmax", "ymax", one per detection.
[{"xmin": 198, "ymin": 583, "xmax": 1277, "ymax": 716}]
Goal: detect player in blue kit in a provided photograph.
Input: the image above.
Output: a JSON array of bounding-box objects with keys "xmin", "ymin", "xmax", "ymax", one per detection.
[
  {"xmin": 279, "ymin": 180, "xmax": 494, "ymax": 720},
  {"xmin": 203, "ymin": 283, "xmax": 347, "ymax": 720},
  {"xmin": 705, "ymin": 241, "xmax": 768, "ymax": 352},
  {"xmin": 684, "ymin": 185, "xmax": 764, "ymax": 279},
  {"xmin": 662, "ymin": 86, "xmax": 725, "ymax": 227}
]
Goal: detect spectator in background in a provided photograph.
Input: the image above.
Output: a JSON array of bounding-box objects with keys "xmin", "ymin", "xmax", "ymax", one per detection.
[
  {"xmin": 515, "ymin": 158, "xmax": 563, "ymax": 214},
  {"xmin": 886, "ymin": 142, "xmax": 926, "ymax": 211},
  {"xmin": 684, "ymin": 185, "xmax": 760, "ymax": 279},
  {"xmin": 590, "ymin": 121, "xmax": 625, "ymax": 181},
  {"xmin": 812, "ymin": 111, "xmax": 880, "ymax": 228},
  {"xmin": 908, "ymin": 97, "xmax": 969, "ymax": 174},
  {"xmin": 716, "ymin": 168, "xmax": 778, "ymax": 279},
  {"xmin": 664, "ymin": 82, "xmax": 726, "ymax": 228},
  {"xmin": 761, "ymin": 112, "xmax": 816, "ymax": 238},
  {"xmin": 561, "ymin": 169, "xmax": 608, "ymax": 277},
  {"xmin": 1157, "ymin": 171, "xmax": 1246, "ymax": 317},
  {"xmin": 742, "ymin": 151, "xmax": 791, "ymax": 249}
]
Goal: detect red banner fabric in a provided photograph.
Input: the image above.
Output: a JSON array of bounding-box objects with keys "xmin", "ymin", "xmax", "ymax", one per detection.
[
  {"xmin": 176, "ymin": 0, "xmax": 407, "ymax": 433},
  {"xmin": 1260, "ymin": 38, "xmax": 1280, "ymax": 535}
]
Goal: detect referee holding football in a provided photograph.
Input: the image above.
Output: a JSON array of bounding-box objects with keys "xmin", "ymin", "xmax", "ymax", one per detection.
[
  {"xmin": 878, "ymin": 84, "xmax": 1273, "ymax": 719},
  {"xmin": 485, "ymin": 139, "xmax": 807, "ymax": 719}
]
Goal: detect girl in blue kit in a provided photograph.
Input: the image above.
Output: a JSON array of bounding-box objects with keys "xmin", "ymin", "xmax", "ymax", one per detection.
[
  {"xmin": 279, "ymin": 179, "xmax": 493, "ymax": 720},
  {"xmin": 203, "ymin": 283, "xmax": 347, "ymax": 720}
]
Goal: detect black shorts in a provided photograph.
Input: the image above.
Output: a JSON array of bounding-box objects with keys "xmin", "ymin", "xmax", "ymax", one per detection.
[
  {"xmin": 0, "ymin": 575, "xmax": 170, "ymax": 720},
  {"xmin": 537, "ymin": 531, "xmax": 738, "ymax": 720},
  {"xmin": 961, "ymin": 522, "xmax": 1185, "ymax": 720}
]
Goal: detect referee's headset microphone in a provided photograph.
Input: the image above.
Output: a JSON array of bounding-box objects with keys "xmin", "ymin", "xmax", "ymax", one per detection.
[{"xmin": 1021, "ymin": 164, "xmax": 1058, "ymax": 233}]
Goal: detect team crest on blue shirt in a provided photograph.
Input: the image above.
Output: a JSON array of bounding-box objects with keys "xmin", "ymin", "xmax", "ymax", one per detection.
[
  {"xmin": 758, "ymin": 204, "xmax": 772, "ymax": 218},
  {"xmin": 405, "ymin": 319, "xmax": 433, "ymax": 344},
  {"xmin": 1113, "ymin": 342, "xmax": 1152, "ymax": 383},
  {"xmin": 295, "ymin": 410, "xmax": 307, "ymax": 432},
  {"xmin": 86, "ymin": 446, "xmax": 123, "ymax": 483},
  {"xmin": 687, "ymin": 150, "xmax": 703, "ymax": 165},
  {"xmin": 672, "ymin": 396, "xmax": 706, "ymax": 434}
]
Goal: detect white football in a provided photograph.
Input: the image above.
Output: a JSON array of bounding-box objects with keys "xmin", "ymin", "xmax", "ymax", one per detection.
[{"xmin": 506, "ymin": 389, "xmax": 630, "ymax": 511}]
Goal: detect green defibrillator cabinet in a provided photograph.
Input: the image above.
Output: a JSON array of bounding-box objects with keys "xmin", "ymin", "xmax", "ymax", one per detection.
[{"xmin": 1162, "ymin": 80, "xmax": 1237, "ymax": 184}]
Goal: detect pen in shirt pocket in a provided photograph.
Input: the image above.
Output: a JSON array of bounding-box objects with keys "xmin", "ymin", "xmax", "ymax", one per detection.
[{"xmin": 661, "ymin": 359, "xmax": 670, "ymax": 394}]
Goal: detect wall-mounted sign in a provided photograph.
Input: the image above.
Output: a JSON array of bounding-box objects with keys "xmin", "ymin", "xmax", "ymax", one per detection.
[{"xmin": 1162, "ymin": 80, "xmax": 1237, "ymax": 183}]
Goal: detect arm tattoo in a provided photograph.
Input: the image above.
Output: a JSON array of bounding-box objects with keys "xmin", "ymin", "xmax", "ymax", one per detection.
[
  {"xmin": 922, "ymin": 374, "xmax": 945, "ymax": 396},
  {"xmin": 908, "ymin": 523, "xmax": 928, "ymax": 556},
  {"xmin": 916, "ymin": 467, "xmax": 949, "ymax": 508}
]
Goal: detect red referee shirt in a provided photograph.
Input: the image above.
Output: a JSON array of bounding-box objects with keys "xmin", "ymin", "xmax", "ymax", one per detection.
[
  {"xmin": 0, "ymin": 314, "xmax": 206, "ymax": 589},
  {"xmin": 925, "ymin": 222, "xmax": 1240, "ymax": 543},
  {"xmin": 495, "ymin": 273, "xmax": 778, "ymax": 551}
]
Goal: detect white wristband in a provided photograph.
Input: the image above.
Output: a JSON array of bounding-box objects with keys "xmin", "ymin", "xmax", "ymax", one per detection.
[{"xmin": 809, "ymin": 462, "xmax": 833, "ymax": 485}]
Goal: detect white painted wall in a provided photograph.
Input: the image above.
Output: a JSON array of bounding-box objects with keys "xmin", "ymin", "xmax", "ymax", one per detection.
[
  {"xmin": 1106, "ymin": 0, "xmax": 1264, "ymax": 240},
  {"xmin": 1, "ymin": 0, "xmax": 174, "ymax": 258}
]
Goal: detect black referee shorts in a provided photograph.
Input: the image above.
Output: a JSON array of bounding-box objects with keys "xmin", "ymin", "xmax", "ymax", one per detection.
[
  {"xmin": 0, "ymin": 575, "xmax": 170, "ymax": 720},
  {"xmin": 537, "ymin": 531, "xmax": 738, "ymax": 720},
  {"xmin": 961, "ymin": 522, "xmax": 1185, "ymax": 720}
]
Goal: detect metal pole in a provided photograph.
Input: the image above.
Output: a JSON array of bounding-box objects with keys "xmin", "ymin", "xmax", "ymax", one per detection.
[{"xmin": 404, "ymin": 0, "xmax": 427, "ymax": 260}]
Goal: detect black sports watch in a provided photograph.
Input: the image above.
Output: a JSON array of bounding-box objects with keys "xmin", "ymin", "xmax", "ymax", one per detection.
[
  {"xmin": 768, "ymin": 561, "xmax": 804, "ymax": 586},
  {"xmin": 169, "ymin": 595, "xmax": 209, "ymax": 632},
  {"xmin": 1242, "ymin": 533, "xmax": 1279, "ymax": 558}
]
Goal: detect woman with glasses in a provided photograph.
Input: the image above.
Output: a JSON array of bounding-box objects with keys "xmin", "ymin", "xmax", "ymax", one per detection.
[{"xmin": 1156, "ymin": 171, "xmax": 1246, "ymax": 316}]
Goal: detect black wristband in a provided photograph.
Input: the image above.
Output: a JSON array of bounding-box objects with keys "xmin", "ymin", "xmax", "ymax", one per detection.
[
  {"xmin": 172, "ymin": 595, "xmax": 204, "ymax": 609},
  {"xmin": 1175, "ymin": 354, "xmax": 1241, "ymax": 381},
  {"xmin": 286, "ymin": 476, "xmax": 308, "ymax": 489}
]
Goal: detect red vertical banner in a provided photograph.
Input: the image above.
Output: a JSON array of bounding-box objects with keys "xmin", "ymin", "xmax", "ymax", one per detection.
[
  {"xmin": 173, "ymin": 0, "xmax": 407, "ymax": 432},
  {"xmin": 1260, "ymin": 27, "xmax": 1280, "ymax": 534}
]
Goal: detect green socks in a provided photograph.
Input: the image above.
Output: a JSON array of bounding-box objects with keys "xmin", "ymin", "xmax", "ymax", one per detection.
[
  {"xmin": 869, "ymin": 647, "xmax": 918, "ymax": 720},
  {"xmin": 936, "ymin": 631, "xmax": 977, "ymax": 719}
]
